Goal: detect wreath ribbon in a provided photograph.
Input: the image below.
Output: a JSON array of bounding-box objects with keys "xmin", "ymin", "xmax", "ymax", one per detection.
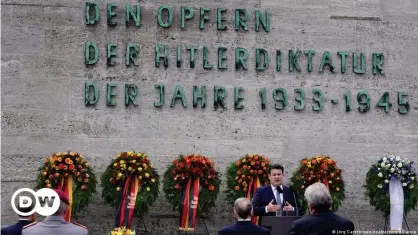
[
  {"xmin": 56, "ymin": 176, "xmax": 73, "ymax": 222},
  {"xmin": 179, "ymin": 177, "xmax": 199, "ymax": 231},
  {"xmin": 114, "ymin": 174, "xmax": 140, "ymax": 229},
  {"xmin": 246, "ymin": 176, "xmax": 261, "ymax": 225}
]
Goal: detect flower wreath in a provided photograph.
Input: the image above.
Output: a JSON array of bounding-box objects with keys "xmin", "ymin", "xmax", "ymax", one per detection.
[
  {"xmin": 364, "ymin": 155, "xmax": 418, "ymax": 217},
  {"xmin": 36, "ymin": 151, "xmax": 97, "ymax": 217},
  {"xmin": 163, "ymin": 154, "xmax": 221, "ymax": 231},
  {"xmin": 290, "ymin": 155, "xmax": 345, "ymax": 212},
  {"xmin": 225, "ymin": 154, "xmax": 271, "ymax": 205},
  {"xmin": 101, "ymin": 151, "xmax": 160, "ymax": 217}
]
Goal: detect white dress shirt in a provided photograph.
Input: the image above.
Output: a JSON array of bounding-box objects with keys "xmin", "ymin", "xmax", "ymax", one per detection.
[{"xmin": 265, "ymin": 185, "xmax": 284, "ymax": 213}]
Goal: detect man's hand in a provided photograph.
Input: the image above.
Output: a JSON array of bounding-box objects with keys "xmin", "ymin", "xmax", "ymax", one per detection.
[
  {"xmin": 266, "ymin": 199, "xmax": 281, "ymax": 212},
  {"xmin": 283, "ymin": 201, "xmax": 294, "ymax": 211}
]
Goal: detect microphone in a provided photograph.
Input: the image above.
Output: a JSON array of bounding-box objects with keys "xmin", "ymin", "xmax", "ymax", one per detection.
[{"xmin": 291, "ymin": 187, "xmax": 299, "ymax": 216}]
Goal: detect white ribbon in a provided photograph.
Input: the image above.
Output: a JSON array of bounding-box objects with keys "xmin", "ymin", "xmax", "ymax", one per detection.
[{"xmin": 389, "ymin": 178, "xmax": 403, "ymax": 230}]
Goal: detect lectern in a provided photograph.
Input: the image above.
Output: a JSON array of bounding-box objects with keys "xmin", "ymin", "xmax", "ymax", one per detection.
[{"xmin": 260, "ymin": 215, "xmax": 302, "ymax": 235}]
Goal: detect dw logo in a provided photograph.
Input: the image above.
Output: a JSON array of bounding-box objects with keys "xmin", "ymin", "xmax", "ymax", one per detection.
[{"xmin": 11, "ymin": 188, "xmax": 61, "ymax": 216}]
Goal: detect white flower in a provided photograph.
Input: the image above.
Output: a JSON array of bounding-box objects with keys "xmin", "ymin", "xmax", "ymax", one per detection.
[
  {"xmin": 402, "ymin": 183, "xmax": 407, "ymax": 187},
  {"xmin": 410, "ymin": 185, "xmax": 415, "ymax": 189},
  {"xmin": 381, "ymin": 162, "xmax": 385, "ymax": 167},
  {"xmin": 390, "ymin": 157, "xmax": 394, "ymax": 161},
  {"xmin": 395, "ymin": 156, "xmax": 401, "ymax": 161},
  {"xmin": 378, "ymin": 173, "xmax": 383, "ymax": 178},
  {"xmin": 383, "ymin": 157, "xmax": 387, "ymax": 162},
  {"xmin": 378, "ymin": 184, "xmax": 382, "ymax": 188},
  {"xmin": 397, "ymin": 163, "xmax": 402, "ymax": 168},
  {"xmin": 411, "ymin": 177, "xmax": 415, "ymax": 180},
  {"xmin": 385, "ymin": 179, "xmax": 389, "ymax": 183},
  {"xmin": 390, "ymin": 168, "xmax": 395, "ymax": 173},
  {"xmin": 378, "ymin": 168, "xmax": 381, "ymax": 170},
  {"xmin": 402, "ymin": 170, "xmax": 407, "ymax": 175}
]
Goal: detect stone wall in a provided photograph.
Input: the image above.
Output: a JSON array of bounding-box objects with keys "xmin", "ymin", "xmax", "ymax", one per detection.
[{"xmin": 1, "ymin": 0, "xmax": 418, "ymax": 234}]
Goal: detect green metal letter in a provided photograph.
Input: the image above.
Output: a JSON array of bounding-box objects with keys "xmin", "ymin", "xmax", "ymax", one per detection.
[
  {"xmin": 319, "ymin": 51, "xmax": 335, "ymax": 73},
  {"xmin": 353, "ymin": 52, "xmax": 366, "ymax": 74},
  {"xmin": 218, "ymin": 47, "xmax": 227, "ymax": 69},
  {"xmin": 273, "ymin": 88, "xmax": 287, "ymax": 110},
  {"xmin": 125, "ymin": 44, "xmax": 139, "ymax": 66},
  {"xmin": 106, "ymin": 83, "xmax": 117, "ymax": 106},
  {"xmin": 276, "ymin": 50, "xmax": 281, "ymax": 72},
  {"xmin": 170, "ymin": 85, "xmax": 187, "ymax": 108},
  {"xmin": 181, "ymin": 6, "xmax": 194, "ymax": 29},
  {"xmin": 200, "ymin": 8, "xmax": 210, "ymax": 29},
  {"xmin": 107, "ymin": 3, "xmax": 117, "ymax": 26},
  {"xmin": 153, "ymin": 84, "xmax": 165, "ymax": 107},
  {"xmin": 125, "ymin": 4, "xmax": 140, "ymax": 27},
  {"xmin": 288, "ymin": 50, "xmax": 301, "ymax": 72},
  {"xmin": 187, "ymin": 46, "xmax": 198, "ymax": 68},
  {"xmin": 398, "ymin": 92, "xmax": 409, "ymax": 114},
  {"xmin": 256, "ymin": 48, "xmax": 269, "ymax": 71},
  {"xmin": 157, "ymin": 6, "xmax": 173, "ymax": 28},
  {"xmin": 337, "ymin": 51, "xmax": 348, "ymax": 73},
  {"xmin": 372, "ymin": 53, "xmax": 384, "ymax": 75},
  {"xmin": 214, "ymin": 86, "xmax": 227, "ymax": 108},
  {"xmin": 193, "ymin": 85, "xmax": 206, "ymax": 108},
  {"xmin": 294, "ymin": 88, "xmax": 305, "ymax": 110},
  {"xmin": 107, "ymin": 43, "xmax": 117, "ymax": 66},
  {"xmin": 217, "ymin": 8, "xmax": 227, "ymax": 30},
  {"xmin": 85, "ymin": 41, "xmax": 98, "ymax": 65},
  {"xmin": 176, "ymin": 46, "xmax": 181, "ymax": 67},
  {"xmin": 85, "ymin": 82, "xmax": 98, "ymax": 105},
  {"xmin": 259, "ymin": 88, "xmax": 266, "ymax": 109},
  {"xmin": 203, "ymin": 47, "xmax": 213, "ymax": 69},
  {"xmin": 255, "ymin": 10, "xmax": 270, "ymax": 32},
  {"xmin": 125, "ymin": 84, "xmax": 138, "ymax": 106},
  {"xmin": 234, "ymin": 87, "xmax": 244, "ymax": 109},
  {"xmin": 304, "ymin": 50, "xmax": 316, "ymax": 72},
  {"xmin": 235, "ymin": 9, "xmax": 248, "ymax": 31},
  {"xmin": 235, "ymin": 48, "xmax": 248, "ymax": 70},
  {"xmin": 85, "ymin": 2, "xmax": 99, "ymax": 25},
  {"xmin": 155, "ymin": 44, "xmax": 168, "ymax": 68}
]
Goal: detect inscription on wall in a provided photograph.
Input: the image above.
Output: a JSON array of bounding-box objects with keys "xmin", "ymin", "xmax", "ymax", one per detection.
[{"xmin": 83, "ymin": 2, "xmax": 410, "ymax": 114}]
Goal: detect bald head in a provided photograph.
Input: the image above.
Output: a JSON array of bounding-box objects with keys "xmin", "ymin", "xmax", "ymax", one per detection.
[{"xmin": 234, "ymin": 198, "xmax": 253, "ymax": 219}]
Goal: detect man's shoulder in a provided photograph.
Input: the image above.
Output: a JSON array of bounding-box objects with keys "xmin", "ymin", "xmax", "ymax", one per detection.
[
  {"xmin": 331, "ymin": 214, "xmax": 354, "ymax": 227},
  {"xmin": 255, "ymin": 185, "xmax": 270, "ymax": 192},
  {"xmin": 68, "ymin": 221, "xmax": 88, "ymax": 234},
  {"xmin": 22, "ymin": 221, "xmax": 39, "ymax": 230},
  {"xmin": 218, "ymin": 224, "xmax": 235, "ymax": 234}
]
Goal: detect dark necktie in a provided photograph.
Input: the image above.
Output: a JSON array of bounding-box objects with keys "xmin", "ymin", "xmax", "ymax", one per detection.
[{"xmin": 276, "ymin": 187, "xmax": 283, "ymax": 206}]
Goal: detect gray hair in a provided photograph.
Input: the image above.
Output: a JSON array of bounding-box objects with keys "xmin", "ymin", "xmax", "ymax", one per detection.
[
  {"xmin": 234, "ymin": 198, "xmax": 252, "ymax": 219},
  {"xmin": 304, "ymin": 183, "xmax": 332, "ymax": 211},
  {"xmin": 53, "ymin": 199, "xmax": 68, "ymax": 216}
]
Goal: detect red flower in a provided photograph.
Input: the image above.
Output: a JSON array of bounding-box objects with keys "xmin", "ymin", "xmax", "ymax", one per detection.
[
  {"xmin": 174, "ymin": 184, "xmax": 181, "ymax": 190},
  {"xmin": 208, "ymin": 184, "xmax": 215, "ymax": 191}
]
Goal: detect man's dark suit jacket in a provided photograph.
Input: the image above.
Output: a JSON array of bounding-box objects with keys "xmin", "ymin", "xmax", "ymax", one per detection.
[
  {"xmin": 1, "ymin": 220, "xmax": 32, "ymax": 235},
  {"xmin": 252, "ymin": 185, "xmax": 298, "ymax": 216},
  {"xmin": 288, "ymin": 211, "xmax": 354, "ymax": 235},
  {"xmin": 218, "ymin": 221, "xmax": 270, "ymax": 235}
]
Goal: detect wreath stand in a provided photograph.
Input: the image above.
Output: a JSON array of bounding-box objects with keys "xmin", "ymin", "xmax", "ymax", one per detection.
[
  {"xmin": 136, "ymin": 216, "xmax": 149, "ymax": 234},
  {"xmin": 383, "ymin": 215, "xmax": 410, "ymax": 232},
  {"xmin": 177, "ymin": 216, "xmax": 209, "ymax": 235}
]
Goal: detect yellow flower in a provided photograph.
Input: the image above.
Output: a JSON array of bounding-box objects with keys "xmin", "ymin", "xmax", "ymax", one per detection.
[
  {"xmin": 146, "ymin": 187, "xmax": 150, "ymax": 192},
  {"xmin": 307, "ymin": 162, "xmax": 312, "ymax": 168},
  {"xmin": 139, "ymin": 176, "xmax": 143, "ymax": 180},
  {"xmin": 128, "ymin": 167, "xmax": 132, "ymax": 171},
  {"xmin": 120, "ymin": 160, "xmax": 125, "ymax": 164},
  {"xmin": 117, "ymin": 173, "xmax": 122, "ymax": 178},
  {"xmin": 113, "ymin": 163, "xmax": 117, "ymax": 167},
  {"xmin": 131, "ymin": 160, "xmax": 136, "ymax": 163},
  {"xmin": 145, "ymin": 173, "xmax": 150, "ymax": 178},
  {"xmin": 70, "ymin": 152, "xmax": 76, "ymax": 156},
  {"xmin": 116, "ymin": 187, "xmax": 121, "ymax": 191},
  {"xmin": 151, "ymin": 178, "xmax": 156, "ymax": 183},
  {"xmin": 127, "ymin": 151, "xmax": 134, "ymax": 156},
  {"xmin": 56, "ymin": 152, "xmax": 62, "ymax": 156},
  {"xmin": 138, "ymin": 167, "xmax": 143, "ymax": 172},
  {"xmin": 248, "ymin": 154, "xmax": 253, "ymax": 158}
]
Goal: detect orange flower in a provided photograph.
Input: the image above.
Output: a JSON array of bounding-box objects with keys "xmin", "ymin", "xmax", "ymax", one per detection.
[
  {"xmin": 243, "ymin": 187, "xmax": 248, "ymax": 192},
  {"xmin": 254, "ymin": 155, "xmax": 259, "ymax": 160},
  {"xmin": 302, "ymin": 160, "xmax": 308, "ymax": 165},
  {"xmin": 243, "ymin": 165, "xmax": 248, "ymax": 170},
  {"xmin": 208, "ymin": 184, "xmax": 215, "ymax": 191},
  {"xmin": 312, "ymin": 159, "xmax": 317, "ymax": 165},
  {"xmin": 236, "ymin": 161, "xmax": 241, "ymax": 167},
  {"xmin": 258, "ymin": 170, "xmax": 263, "ymax": 175},
  {"xmin": 251, "ymin": 161, "xmax": 255, "ymax": 166},
  {"xmin": 234, "ymin": 186, "xmax": 240, "ymax": 191},
  {"xmin": 69, "ymin": 164, "xmax": 75, "ymax": 170},
  {"xmin": 242, "ymin": 159, "xmax": 246, "ymax": 163},
  {"xmin": 65, "ymin": 158, "xmax": 71, "ymax": 164}
]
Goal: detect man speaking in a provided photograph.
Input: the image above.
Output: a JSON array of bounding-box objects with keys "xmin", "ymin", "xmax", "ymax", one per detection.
[{"xmin": 252, "ymin": 164, "xmax": 298, "ymax": 216}]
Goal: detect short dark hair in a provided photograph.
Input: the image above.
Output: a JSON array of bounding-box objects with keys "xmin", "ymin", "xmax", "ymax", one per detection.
[
  {"xmin": 17, "ymin": 204, "xmax": 35, "ymax": 216},
  {"xmin": 269, "ymin": 164, "xmax": 284, "ymax": 174}
]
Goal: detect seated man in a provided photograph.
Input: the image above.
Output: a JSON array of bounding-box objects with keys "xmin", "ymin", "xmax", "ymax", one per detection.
[
  {"xmin": 289, "ymin": 183, "xmax": 354, "ymax": 235},
  {"xmin": 218, "ymin": 198, "xmax": 270, "ymax": 235},
  {"xmin": 1, "ymin": 204, "xmax": 36, "ymax": 235}
]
